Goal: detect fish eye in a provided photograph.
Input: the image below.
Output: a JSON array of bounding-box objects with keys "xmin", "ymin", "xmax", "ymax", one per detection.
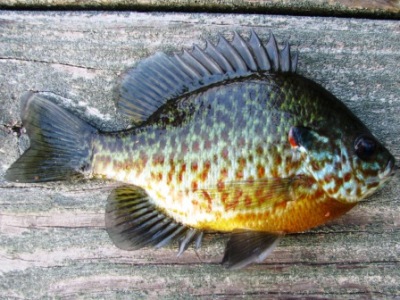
[{"xmin": 354, "ymin": 135, "xmax": 376, "ymax": 161}]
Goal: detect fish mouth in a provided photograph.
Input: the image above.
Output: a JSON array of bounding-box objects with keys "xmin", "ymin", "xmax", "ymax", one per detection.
[{"xmin": 380, "ymin": 157, "xmax": 396, "ymax": 179}]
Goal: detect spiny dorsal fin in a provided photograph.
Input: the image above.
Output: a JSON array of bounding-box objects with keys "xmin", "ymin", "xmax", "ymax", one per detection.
[
  {"xmin": 117, "ymin": 30, "xmax": 298, "ymax": 122},
  {"xmin": 106, "ymin": 185, "xmax": 203, "ymax": 254}
]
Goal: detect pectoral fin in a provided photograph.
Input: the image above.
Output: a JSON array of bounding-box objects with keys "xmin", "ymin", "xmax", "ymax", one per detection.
[
  {"xmin": 222, "ymin": 231, "xmax": 281, "ymax": 269},
  {"xmin": 105, "ymin": 185, "xmax": 203, "ymax": 253}
]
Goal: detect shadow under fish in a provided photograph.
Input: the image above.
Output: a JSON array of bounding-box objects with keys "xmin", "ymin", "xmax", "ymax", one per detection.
[{"xmin": 5, "ymin": 30, "xmax": 396, "ymax": 269}]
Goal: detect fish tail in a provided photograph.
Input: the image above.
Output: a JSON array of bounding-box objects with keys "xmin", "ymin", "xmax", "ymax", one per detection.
[{"xmin": 5, "ymin": 92, "xmax": 98, "ymax": 183}]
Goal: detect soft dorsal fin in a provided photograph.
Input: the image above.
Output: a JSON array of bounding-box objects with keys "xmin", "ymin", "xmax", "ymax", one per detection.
[{"xmin": 117, "ymin": 30, "xmax": 298, "ymax": 122}]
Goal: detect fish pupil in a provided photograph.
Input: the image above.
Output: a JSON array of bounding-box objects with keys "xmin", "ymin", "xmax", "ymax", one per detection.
[{"xmin": 354, "ymin": 135, "xmax": 376, "ymax": 161}]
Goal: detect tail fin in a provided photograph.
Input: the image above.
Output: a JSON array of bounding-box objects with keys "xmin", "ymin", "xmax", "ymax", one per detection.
[{"xmin": 5, "ymin": 92, "xmax": 98, "ymax": 182}]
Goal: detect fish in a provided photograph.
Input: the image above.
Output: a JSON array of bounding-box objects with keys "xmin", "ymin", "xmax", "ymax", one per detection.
[{"xmin": 5, "ymin": 30, "xmax": 396, "ymax": 269}]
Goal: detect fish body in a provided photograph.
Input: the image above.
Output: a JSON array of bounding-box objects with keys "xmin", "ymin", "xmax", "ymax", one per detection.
[
  {"xmin": 92, "ymin": 74, "xmax": 358, "ymax": 233},
  {"xmin": 6, "ymin": 31, "xmax": 395, "ymax": 268}
]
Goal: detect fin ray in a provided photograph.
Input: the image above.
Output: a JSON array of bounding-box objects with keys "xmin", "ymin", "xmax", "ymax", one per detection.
[
  {"xmin": 265, "ymin": 33, "xmax": 280, "ymax": 71},
  {"xmin": 106, "ymin": 185, "xmax": 200, "ymax": 252},
  {"xmin": 248, "ymin": 29, "xmax": 271, "ymax": 71},
  {"xmin": 204, "ymin": 40, "xmax": 234, "ymax": 73},
  {"xmin": 191, "ymin": 45, "xmax": 223, "ymax": 74},
  {"xmin": 232, "ymin": 31, "xmax": 257, "ymax": 71},
  {"xmin": 172, "ymin": 54, "xmax": 202, "ymax": 80},
  {"xmin": 222, "ymin": 231, "xmax": 281, "ymax": 269},
  {"xmin": 178, "ymin": 228, "xmax": 203, "ymax": 256},
  {"xmin": 216, "ymin": 35, "xmax": 248, "ymax": 72},
  {"xmin": 5, "ymin": 92, "xmax": 97, "ymax": 183},
  {"xmin": 280, "ymin": 41, "xmax": 291, "ymax": 72},
  {"xmin": 181, "ymin": 50, "xmax": 212, "ymax": 77}
]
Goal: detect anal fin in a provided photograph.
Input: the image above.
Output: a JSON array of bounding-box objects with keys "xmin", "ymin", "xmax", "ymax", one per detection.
[
  {"xmin": 105, "ymin": 185, "xmax": 202, "ymax": 254},
  {"xmin": 178, "ymin": 229, "xmax": 204, "ymax": 256},
  {"xmin": 222, "ymin": 231, "xmax": 281, "ymax": 269}
]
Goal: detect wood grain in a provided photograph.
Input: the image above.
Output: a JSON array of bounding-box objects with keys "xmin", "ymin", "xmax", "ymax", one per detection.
[{"xmin": 0, "ymin": 11, "xmax": 399, "ymax": 298}]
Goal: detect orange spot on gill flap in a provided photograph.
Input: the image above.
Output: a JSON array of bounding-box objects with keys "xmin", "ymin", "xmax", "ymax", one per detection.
[{"xmin": 288, "ymin": 127, "xmax": 299, "ymax": 148}]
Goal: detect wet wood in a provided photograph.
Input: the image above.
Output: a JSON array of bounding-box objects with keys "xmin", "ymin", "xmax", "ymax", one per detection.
[{"xmin": 0, "ymin": 11, "xmax": 399, "ymax": 298}]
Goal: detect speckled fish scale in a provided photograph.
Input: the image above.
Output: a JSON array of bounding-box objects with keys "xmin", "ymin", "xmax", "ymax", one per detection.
[
  {"xmin": 92, "ymin": 79, "xmax": 306, "ymax": 228},
  {"xmin": 5, "ymin": 30, "xmax": 395, "ymax": 269}
]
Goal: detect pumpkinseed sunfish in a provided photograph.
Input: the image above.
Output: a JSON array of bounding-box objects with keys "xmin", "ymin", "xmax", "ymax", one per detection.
[{"xmin": 5, "ymin": 30, "xmax": 396, "ymax": 269}]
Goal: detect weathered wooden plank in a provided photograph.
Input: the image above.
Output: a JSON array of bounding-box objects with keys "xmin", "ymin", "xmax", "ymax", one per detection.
[
  {"xmin": 0, "ymin": 0, "xmax": 399, "ymax": 17},
  {"xmin": 0, "ymin": 11, "xmax": 399, "ymax": 298}
]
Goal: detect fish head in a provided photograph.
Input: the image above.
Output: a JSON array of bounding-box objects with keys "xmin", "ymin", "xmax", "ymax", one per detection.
[{"xmin": 289, "ymin": 126, "xmax": 396, "ymax": 203}]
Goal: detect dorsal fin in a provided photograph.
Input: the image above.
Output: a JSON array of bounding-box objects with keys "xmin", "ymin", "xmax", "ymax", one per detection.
[{"xmin": 117, "ymin": 30, "xmax": 299, "ymax": 122}]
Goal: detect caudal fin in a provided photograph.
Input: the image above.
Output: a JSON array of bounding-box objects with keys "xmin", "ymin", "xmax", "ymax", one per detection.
[{"xmin": 5, "ymin": 92, "xmax": 98, "ymax": 182}]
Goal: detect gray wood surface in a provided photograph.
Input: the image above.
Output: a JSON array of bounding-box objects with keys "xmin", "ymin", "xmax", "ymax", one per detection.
[{"xmin": 0, "ymin": 11, "xmax": 399, "ymax": 299}]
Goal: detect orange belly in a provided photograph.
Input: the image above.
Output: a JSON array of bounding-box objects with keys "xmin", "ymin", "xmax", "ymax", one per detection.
[
  {"xmin": 199, "ymin": 195, "xmax": 356, "ymax": 233},
  {"xmin": 190, "ymin": 176, "xmax": 357, "ymax": 233}
]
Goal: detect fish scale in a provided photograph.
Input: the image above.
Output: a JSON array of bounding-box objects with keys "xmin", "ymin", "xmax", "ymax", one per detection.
[
  {"xmin": 5, "ymin": 30, "xmax": 395, "ymax": 269},
  {"xmin": 91, "ymin": 77, "xmax": 343, "ymax": 230}
]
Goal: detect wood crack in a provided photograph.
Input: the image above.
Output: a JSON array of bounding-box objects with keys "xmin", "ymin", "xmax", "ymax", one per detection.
[{"xmin": 0, "ymin": 56, "xmax": 101, "ymax": 71}]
